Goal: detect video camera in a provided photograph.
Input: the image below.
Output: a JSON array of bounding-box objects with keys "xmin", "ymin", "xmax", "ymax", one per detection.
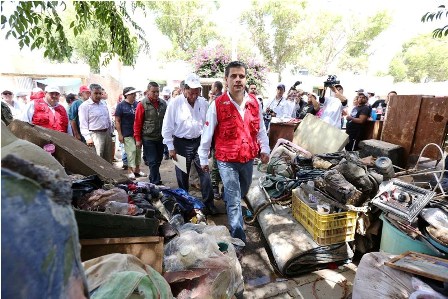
[
  {"xmin": 263, "ymin": 108, "xmax": 275, "ymax": 121},
  {"xmin": 323, "ymin": 75, "xmax": 340, "ymax": 87}
]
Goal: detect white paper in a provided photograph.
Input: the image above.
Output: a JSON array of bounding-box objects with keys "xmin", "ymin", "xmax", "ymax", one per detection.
[{"xmin": 172, "ymin": 154, "xmax": 187, "ymax": 173}]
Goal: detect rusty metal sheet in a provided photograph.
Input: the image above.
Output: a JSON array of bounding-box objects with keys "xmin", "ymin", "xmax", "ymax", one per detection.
[
  {"xmin": 411, "ymin": 97, "xmax": 448, "ymax": 160},
  {"xmin": 381, "ymin": 95, "xmax": 422, "ymax": 162}
]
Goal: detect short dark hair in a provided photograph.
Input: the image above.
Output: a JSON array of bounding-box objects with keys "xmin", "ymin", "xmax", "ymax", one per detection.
[
  {"xmin": 225, "ymin": 61, "xmax": 247, "ymax": 77},
  {"xmin": 213, "ymin": 81, "xmax": 223, "ymax": 91},
  {"xmin": 147, "ymin": 81, "xmax": 159, "ymax": 90},
  {"xmin": 66, "ymin": 93, "xmax": 76, "ymax": 104},
  {"xmin": 334, "ymin": 84, "xmax": 343, "ymax": 90},
  {"xmin": 89, "ymin": 83, "xmax": 102, "ymax": 91}
]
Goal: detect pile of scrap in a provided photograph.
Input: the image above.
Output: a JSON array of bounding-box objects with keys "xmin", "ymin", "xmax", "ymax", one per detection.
[
  {"xmin": 246, "ymin": 113, "xmax": 448, "ymax": 278},
  {"xmin": 2, "ymin": 121, "xmax": 246, "ymax": 298}
]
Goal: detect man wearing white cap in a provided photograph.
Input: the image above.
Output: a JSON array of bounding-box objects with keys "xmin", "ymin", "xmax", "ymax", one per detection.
[
  {"xmin": 161, "ymin": 86, "xmax": 171, "ymax": 102},
  {"xmin": 161, "ymin": 73, "xmax": 216, "ymax": 214},
  {"xmin": 21, "ymin": 86, "xmax": 72, "ymax": 134}
]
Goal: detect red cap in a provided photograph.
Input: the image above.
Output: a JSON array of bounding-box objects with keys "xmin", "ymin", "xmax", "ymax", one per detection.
[{"xmin": 79, "ymin": 85, "xmax": 90, "ymax": 93}]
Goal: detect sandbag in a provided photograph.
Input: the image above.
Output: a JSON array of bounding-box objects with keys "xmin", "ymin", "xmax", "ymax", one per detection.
[
  {"xmin": 1, "ymin": 155, "xmax": 88, "ymax": 298},
  {"xmin": 352, "ymin": 252, "xmax": 413, "ymax": 299}
]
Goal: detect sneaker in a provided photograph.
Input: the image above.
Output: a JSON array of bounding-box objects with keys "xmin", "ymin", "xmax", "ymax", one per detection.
[
  {"xmin": 122, "ymin": 165, "xmax": 128, "ymax": 170},
  {"xmin": 134, "ymin": 171, "xmax": 146, "ymax": 177},
  {"xmin": 127, "ymin": 173, "xmax": 136, "ymax": 179}
]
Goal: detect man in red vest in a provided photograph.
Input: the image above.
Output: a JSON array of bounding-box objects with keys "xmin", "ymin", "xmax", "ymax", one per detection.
[
  {"xmin": 198, "ymin": 61, "xmax": 270, "ymax": 252},
  {"xmin": 21, "ymin": 86, "xmax": 71, "ymax": 134}
]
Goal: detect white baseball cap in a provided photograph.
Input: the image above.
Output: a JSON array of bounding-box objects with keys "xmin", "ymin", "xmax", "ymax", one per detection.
[
  {"xmin": 161, "ymin": 86, "xmax": 171, "ymax": 96},
  {"xmin": 45, "ymin": 86, "xmax": 60, "ymax": 93},
  {"xmin": 184, "ymin": 73, "xmax": 201, "ymax": 89}
]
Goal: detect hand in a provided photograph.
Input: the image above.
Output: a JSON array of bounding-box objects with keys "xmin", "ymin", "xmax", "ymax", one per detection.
[
  {"xmin": 74, "ymin": 133, "xmax": 82, "ymax": 141},
  {"xmin": 136, "ymin": 140, "xmax": 142, "ymax": 147},
  {"xmin": 271, "ymin": 112, "xmax": 277, "ymax": 117},
  {"xmin": 202, "ymin": 165, "xmax": 210, "ymax": 172},
  {"xmin": 118, "ymin": 135, "xmax": 124, "ymax": 143},
  {"xmin": 169, "ymin": 150, "xmax": 177, "ymax": 161},
  {"xmin": 86, "ymin": 139, "xmax": 94, "ymax": 147},
  {"xmin": 346, "ymin": 115, "xmax": 352, "ymax": 121},
  {"xmin": 260, "ymin": 153, "xmax": 269, "ymax": 164}
]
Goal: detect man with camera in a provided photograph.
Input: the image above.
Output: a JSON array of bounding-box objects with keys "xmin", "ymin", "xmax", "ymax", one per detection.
[
  {"xmin": 319, "ymin": 76, "xmax": 348, "ymax": 129},
  {"xmin": 263, "ymin": 83, "xmax": 291, "ymax": 129}
]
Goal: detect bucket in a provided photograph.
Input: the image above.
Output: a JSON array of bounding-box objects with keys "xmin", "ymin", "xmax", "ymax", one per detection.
[{"xmin": 379, "ymin": 214, "xmax": 436, "ymax": 255}]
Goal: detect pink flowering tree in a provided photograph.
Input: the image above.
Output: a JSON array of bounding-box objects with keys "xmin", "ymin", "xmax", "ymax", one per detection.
[{"xmin": 191, "ymin": 46, "xmax": 268, "ymax": 90}]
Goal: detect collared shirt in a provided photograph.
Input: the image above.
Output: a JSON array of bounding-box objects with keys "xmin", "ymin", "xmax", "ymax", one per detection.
[
  {"xmin": 21, "ymin": 99, "xmax": 73, "ymax": 135},
  {"xmin": 79, "ymin": 98, "xmax": 112, "ymax": 141},
  {"xmin": 265, "ymin": 96, "xmax": 292, "ymax": 118},
  {"xmin": 161, "ymin": 94, "xmax": 209, "ymax": 150},
  {"xmin": 198, "ymin": 92, "xmax": 270, "ymax": 166},
  {"xmin": 320, "ymin": 96, "xmax": 344, "ymax": 129},
  {"xmin": 3, "ymin": 99, "xmax": 23, "ymax": 119}
]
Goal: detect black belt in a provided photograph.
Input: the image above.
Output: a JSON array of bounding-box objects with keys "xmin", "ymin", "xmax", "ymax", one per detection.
[
  {"xmin": 174, "ymin": 136, "xmax": 201, "ymax": 142},
  {"xmin": 90, "ymin": 128, "xmax": 108, "ymax": 132}
]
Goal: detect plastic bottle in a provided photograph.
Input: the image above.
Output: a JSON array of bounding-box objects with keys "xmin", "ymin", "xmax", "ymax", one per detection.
[
  {"xmin": 376, "ymin": 105, "xmax": 383, "ymax": 120},
  {"xmin": 104, "ymin": 201, "xmax": 143, "ymax": 216},
  {"xmin": 307, "ymin": 181, "xmax": 317, "ymax": 203},
  {"xmin": 169, "ymin": 213, "xmax": 185, "ymax": 228},
  {"xmin": 371, "ymin": 108, "xmax": 377, "ymax": 120}
]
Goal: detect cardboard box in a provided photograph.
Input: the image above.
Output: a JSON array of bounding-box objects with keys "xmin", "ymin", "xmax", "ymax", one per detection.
[{"xmin": 80, "ymin": 236, "xmax": 164, "ymax": 273}]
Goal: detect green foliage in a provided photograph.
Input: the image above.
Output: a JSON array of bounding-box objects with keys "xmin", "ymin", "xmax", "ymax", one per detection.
[
  {"xmin": 421, "ymin": 5, "xmax": 448, "ymax": 38},
  {"xmin": 388, "ymin": 34, "xmax": 448, "ymax": 82},
  {"xmin": 241, "ymin": 0, "xmax": 306, "ymax": 80},
  {"xmin": 145, "ymin": 1, "xmax": 218, "ymax": 60},
  {"xmin": 1, "ymin": 1, "xmax": 148, "ymax": 67}
]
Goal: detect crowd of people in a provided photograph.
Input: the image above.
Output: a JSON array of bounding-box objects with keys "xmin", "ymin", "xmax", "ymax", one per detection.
[{"xmin": 1, "ymin": 61, "xmax": 398, "ymax": 256}]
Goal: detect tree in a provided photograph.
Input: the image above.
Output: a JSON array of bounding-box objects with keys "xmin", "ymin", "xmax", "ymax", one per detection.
[
  {"xmin": 421, "ymin": 5, "xmax": 448, "ymax": 38},
  {"xmin": 241, "ymin": 0, "xmax": 307, "ymax": 81},
  {"xmin": 190, "ymin": 45, "xmax": 268, "ymax": 90},
  {"xmin": 145, "ymin": 1, "xmax": 218, "ymax": 61},
  {"xmin": 1, "ymin": 1, "xmax": 149, "ymax": 67},
  {"xmin": 388, "ymin": 34, "xmax": 448, "ymax": 82}
]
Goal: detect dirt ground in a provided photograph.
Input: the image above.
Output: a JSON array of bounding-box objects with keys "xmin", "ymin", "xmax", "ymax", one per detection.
[{"xmin": 113, "ymin": 147, "xmax": 356, "ymax": 298}]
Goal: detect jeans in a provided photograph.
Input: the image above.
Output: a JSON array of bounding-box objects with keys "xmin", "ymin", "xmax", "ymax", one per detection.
[
  {"xmin": 211, "ymin": 149, "xmax": 222, "ymax": 188},
  {"xmin": 217, "ymin": 160, "xmax": 254, "ymax": 243},
  {"xmin": 120, "ymin": 143, "xmax": 128, "ymax": 165},
  {"xmin": 173, "ymin": 136, "xmax": 213, "ymax": 206},
  {"xmin": 142, "ymin": 139, "xmax": 164, "ymax": 184}
]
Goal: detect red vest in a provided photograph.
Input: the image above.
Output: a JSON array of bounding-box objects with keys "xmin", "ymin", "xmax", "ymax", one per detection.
[
  {"xmin": 214, "ymin": 93, "xmax": 261, "ymax": 163},
  {"xmin": 32, "ymin": 98, "xmax": 69, "ymax": 133}
]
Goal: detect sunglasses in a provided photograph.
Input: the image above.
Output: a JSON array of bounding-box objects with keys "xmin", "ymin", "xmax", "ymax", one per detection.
[{"xmin": 2, "ymin": 92, "xmax": 12, "ymax": 96}]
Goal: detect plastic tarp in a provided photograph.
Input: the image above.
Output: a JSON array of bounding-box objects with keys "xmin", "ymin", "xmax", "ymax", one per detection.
[{"xmin": 245, "ymin": 185, "xmax": 353, "ymax": 276}]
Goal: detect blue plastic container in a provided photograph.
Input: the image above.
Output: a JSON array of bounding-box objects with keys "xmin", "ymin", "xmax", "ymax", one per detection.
[{"xmin": 379, "ymin": 214, "xmax": 436, "ymax": 255}]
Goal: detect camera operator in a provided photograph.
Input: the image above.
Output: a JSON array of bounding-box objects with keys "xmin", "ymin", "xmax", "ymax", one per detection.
[
  {"xmin": 295, "ymin": 92, "xmax": 320, "ymax": 119},
  {"xmin": 319, "ymin": 76, "xmax": 348, "ymax": 128},
  {"xmin": 263, "ymin": 83, "xmax": 290, "ymax": 129}
]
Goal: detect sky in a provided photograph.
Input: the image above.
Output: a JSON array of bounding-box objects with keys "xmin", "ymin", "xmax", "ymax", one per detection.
[{"xmin": 1, "ymin": 0, "xmax": 446, "ymax": 79}]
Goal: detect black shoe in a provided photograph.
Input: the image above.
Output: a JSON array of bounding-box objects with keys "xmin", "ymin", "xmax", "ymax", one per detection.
[
  {"xmin": 204, "ymin": 205, "xmax": 218, "ymax": 215},
  {"xmin": 122, "ymin": 165, "xmax": 128, "ymax": 170},
  {"xmin": 213, "ymin": 187, "xmax": 221, "ymax": 200}
]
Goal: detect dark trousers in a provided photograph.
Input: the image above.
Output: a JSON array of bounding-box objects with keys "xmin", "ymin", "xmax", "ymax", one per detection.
[
  {"xmin": 173, "ymin": 136, "xmax": 214, "ymax": 205},
  {"xmin": 142, "ymin": 139, "xmax": 164, "ymax": 184}
]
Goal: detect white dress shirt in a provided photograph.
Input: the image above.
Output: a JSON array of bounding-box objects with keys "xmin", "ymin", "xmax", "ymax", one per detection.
[
  {"xmin": 198, "ymin": 92, "xmax": 270, "ymax": 166},
  {"xmin": 21, "ymin": 100, "xmax": 73, "ymax": 135},
  {"xmin": 78, "ymin": 98, "xmax": 112, "ymax": 141},
  {"xmin": 161, "ymin": 94, "xmax": 209, "ymax": 150},
  {"xmin": 320, "ymin": 96, "xmax": 343, "ymax": 129},
  {"xmin": 265, "ymin": 96, "xmax": 292, "ymax": 118}
]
